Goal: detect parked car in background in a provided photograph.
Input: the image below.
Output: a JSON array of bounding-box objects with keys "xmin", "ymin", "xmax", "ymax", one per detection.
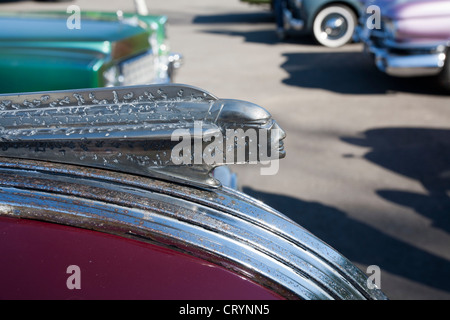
[
  {"xmin": 359, "ymin": 0, "xmax": 450, "ymax": 90},
  {"xmin": 241, "ymin": 0, "xmax": 362, "ymax": 47},
  {"xmin": 0, "ymin": 6, "xmax": 182, "ymax": 94},
  {"xmin": 0, "ymin": 83, "xmax": 388, "ymax": 300}
]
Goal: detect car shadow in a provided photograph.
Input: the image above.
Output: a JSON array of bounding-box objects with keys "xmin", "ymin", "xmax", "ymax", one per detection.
[
  {"xmin": 193, "ymin": 11, "xmax": 318, "ymax": 46},
  {"xmin": 281, "ymin": 51, "xmax": 450, "ymax": 95},
  {"xmin": 243, "ymin": 186, "xmax": 450, "ymax": 296},
  {"xmin": 202, "ymin": 28, "xmax": 317, "ymax": 46},
  {"xmin": 193, "ymin": 11, "xmax": 274, "ymax": 25},
  {"xmin": 342, "ymin": 127, "xmax": 450, "ymax": 234}
]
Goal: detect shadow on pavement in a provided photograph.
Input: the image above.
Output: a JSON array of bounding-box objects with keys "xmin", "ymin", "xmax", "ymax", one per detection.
[
  {"xmin": 281, "ymin": 51, "xmax": 450, "ymax": 95},
  {"xmin": 194, "ymin": 12, "xmax": 317, "ymax": 46},
  {"xmin": 342, "ymin": 127, "xmax": 450, "ymax": 234},
  {"xmin": 193, "ymin": 11, "xmax": 274, "ymax": 25},
  {"xmin": 202, "ymin": 28, "xmax": 316, "ymax": 46},
  {"xmin": 243, "ymin": 186, "xmax": 450, "ymax": 298}
]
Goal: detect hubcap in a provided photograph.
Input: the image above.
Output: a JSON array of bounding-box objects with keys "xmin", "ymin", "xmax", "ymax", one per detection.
[{"xmin": 320, "ymin": 14, "xmax": 348, "ymax": 40}]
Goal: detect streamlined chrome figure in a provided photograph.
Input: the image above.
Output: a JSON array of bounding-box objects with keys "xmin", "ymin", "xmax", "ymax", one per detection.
[{"xmin": 0, "ymin": 84, "xmax": 286, "ymax": 188}]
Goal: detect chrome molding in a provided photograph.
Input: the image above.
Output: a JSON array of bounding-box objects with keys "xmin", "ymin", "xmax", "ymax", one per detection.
[{"xmin": 0, "ymin": 157, "xmax": 387, "ymax": 300}]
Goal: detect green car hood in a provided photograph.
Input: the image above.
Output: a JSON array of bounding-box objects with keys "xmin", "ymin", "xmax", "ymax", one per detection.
[
  {"xmin": 1, "ymin": 17, "xmax": 140, "ymax": 42},
  {"xmin": 0, "ymin": 11, "xmax": 167, "ymax": 54},
  {"xmin": 0, "ymin": 11, "xmax": 168, "ymax": 94}
]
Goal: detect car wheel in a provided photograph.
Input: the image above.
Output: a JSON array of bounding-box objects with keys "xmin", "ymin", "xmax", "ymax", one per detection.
[{"xmin": 312, "ymin": 5, "xmax": 357, "ymax": 48}]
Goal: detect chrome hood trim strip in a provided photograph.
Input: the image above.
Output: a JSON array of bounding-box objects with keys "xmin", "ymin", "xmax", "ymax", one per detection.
[{"xmin": 0, "ymin": 158, "xmax": 387, "ymax": 300}]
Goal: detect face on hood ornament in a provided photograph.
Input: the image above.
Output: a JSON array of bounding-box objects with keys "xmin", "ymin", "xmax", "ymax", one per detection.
[{"xmin": 0, "ymin": 84, "xmax": 286, "ymax": 188}]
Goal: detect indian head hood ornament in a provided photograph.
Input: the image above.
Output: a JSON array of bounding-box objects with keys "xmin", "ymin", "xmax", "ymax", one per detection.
[{"xmin": 0, "ymin": 84, "xmax": 286, "ymax": 188}]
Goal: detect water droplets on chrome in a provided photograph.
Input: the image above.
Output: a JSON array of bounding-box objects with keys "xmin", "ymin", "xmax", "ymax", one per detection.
[
  {"xmin": 0, "ymin": 86, "xmax": 214, "ymax": 141},
  {"xmin": 0, "ymin": 85, "xmax": 225, "ymax": 183}
]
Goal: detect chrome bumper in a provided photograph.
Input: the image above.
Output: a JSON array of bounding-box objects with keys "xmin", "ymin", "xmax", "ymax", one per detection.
[
  {"xmin": 363, "ymin": 37, "xmax": 447, "ymax": 77},
  {"xmin": 283, "ymin": 8, "xmax": 304, "ymax": 31}
]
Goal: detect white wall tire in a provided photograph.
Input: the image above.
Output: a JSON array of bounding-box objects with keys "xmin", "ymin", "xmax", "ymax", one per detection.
[{"xmin": 313, "ymin": 5, "xmax": 357, "ymax": 48}]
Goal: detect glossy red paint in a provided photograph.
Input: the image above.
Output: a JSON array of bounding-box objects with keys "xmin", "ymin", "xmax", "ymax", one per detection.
[{"xmin": 0, "ymin": 216, "xmax": 283, "ymax": 300}]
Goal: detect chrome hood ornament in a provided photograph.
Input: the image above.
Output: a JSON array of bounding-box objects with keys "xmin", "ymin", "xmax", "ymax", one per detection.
[{"xmin": 0, "ymin": 84, "xmax": 286, "ymax": 188}]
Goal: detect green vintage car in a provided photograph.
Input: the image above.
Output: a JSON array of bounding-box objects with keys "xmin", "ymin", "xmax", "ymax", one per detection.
[
  {"xmin": 241, "ymin": 0, "xmax": 362, "ymax": 47},
  {"xmin": 0, "ymin": 8, "xmax": 182, "ymax": 94}
]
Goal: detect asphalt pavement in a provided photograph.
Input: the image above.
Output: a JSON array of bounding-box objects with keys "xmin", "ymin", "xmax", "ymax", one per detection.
[{"xmin": 2, "ymin": 0, "xmax": 450, "ymax": 300}]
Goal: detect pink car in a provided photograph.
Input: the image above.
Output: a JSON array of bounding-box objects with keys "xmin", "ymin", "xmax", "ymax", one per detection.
[{"xmin": 359, "ymin": 0, "xmax": 450, "ymax": 89}]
